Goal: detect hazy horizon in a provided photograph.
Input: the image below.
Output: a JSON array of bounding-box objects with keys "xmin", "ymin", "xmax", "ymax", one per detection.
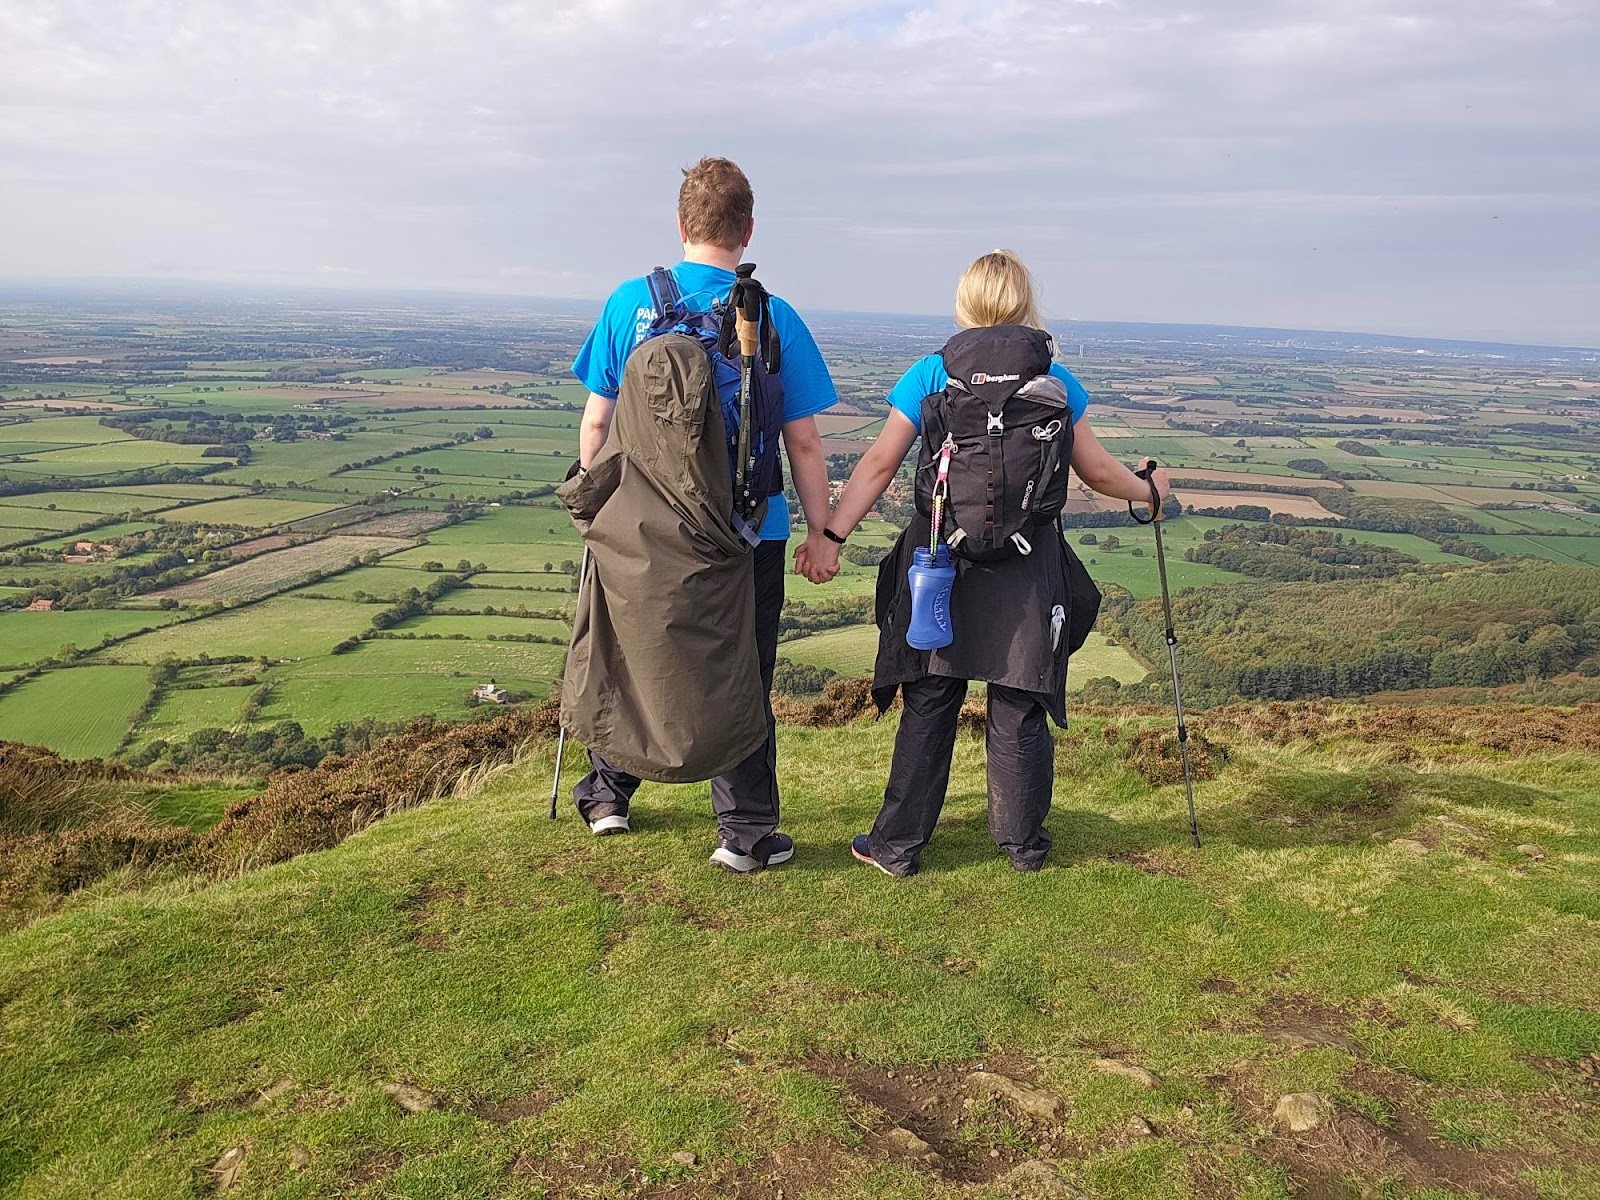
[
  {"xmin": 5, "ymin": 273, "xmax": 1598, "ymax": 356},
  {"xmin": 3, "ymin": 0, "xmax": 1597, "ymax": 347}
]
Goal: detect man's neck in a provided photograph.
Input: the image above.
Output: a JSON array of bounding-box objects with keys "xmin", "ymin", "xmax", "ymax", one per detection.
[{"xmin": 682, "ymin": 243, "xmax": 743, "ymax": 272}]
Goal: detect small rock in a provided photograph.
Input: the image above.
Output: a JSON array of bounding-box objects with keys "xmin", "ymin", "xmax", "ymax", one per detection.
[
  {"xmin": 379, "ymin": 1081, "xmax": 438, "ymax": 1114},
  {"xmin": 877, "ymin": 1126, "xmax": 942, "ymax": 1165},
  {"xmin": 1272, "ymin": 1092, "xmax": 1327, "ymax": 1132},
  {"xmin": 992, "ymin": 1160, "xmax": 1081, "ymax": 1198},
  {"xmin": 209, "ymin": 1147, "xmax": 245, "ymax": 1191},
  {"xmin": 287, "ymin": 1147, "xmax": 310, "ymax": 1171},
  {"xmin": 670, "ymin": 1151, "xmax": 698, "ymax": 1166},
  {"xmin": 1516, "ymin": 843, "xmax": 1546, "ymax": 860},
  {"xmin": 1125, "ymin": 1115, "xmax": 1155, "ymax": 1137},
  {"xmin": 1092, "ymin": 1058, "xmax": 1161, "ymax": 1089},
  {"xmin": 990, "ymin": 1148, "xmax": 1000, "ymax": 1158},
  {"xmin": 1390, "ymin": 838, "xmax": 1431, "ymax": 856},
  {"xmin": 967, "ymin": 1071, "xmax": 1065, "ymax": 1121}
]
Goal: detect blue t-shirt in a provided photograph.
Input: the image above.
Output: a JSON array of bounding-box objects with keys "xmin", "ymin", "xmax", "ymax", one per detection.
[
  {"xmin": 572, "ymin": 261, "xmax": 838, "ymax": 542},
  {"xmin": 886, "ymin": 355, "xmax": 1091, "ymax": 434}
]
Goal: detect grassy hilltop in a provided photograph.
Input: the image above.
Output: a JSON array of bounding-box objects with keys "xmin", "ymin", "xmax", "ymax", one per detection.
[{"xmin": 2, "ymin": 702, "xmax": 1598, "ymax": 1200}]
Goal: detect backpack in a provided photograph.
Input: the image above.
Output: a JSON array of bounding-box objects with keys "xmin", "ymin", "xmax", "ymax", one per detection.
[
  {"xmin": 639, "ymin": 265, "xmax": 785, "ymax": 536},
  {"xmin": 914, "ymin": 325, "xmax": 1074, "ymax": 562}
]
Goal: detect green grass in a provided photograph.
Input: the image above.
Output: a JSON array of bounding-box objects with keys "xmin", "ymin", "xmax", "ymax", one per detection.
[
  {"xmin": 133, "ymin": 680, "xmax": 255, "ymax": 745},
  {"xmin": 1066, "ymin": 634, "xmax": 1149, "ymax": 686},
  {"xmin": 781, "ymin": 623, "xmax": 879, "ymax": 678},
  {"xmin": 160, "ymin": 498, "xmax": 340, "ymax": 527},
  {"xmin": 105, "ymin": 598, "xmax": 375, "ymax": 664},
  {"xmin": 2, "ymin": 715, "xmax": 1597, "ymax": 1196},
  {"xmin": 1463, "ymin": 535, "xmax": 1600, "ymax": 567},
  {"xmin": 0, "ymin": 664, "xmax": 150, "ymax": 756},
  {"xmin": 133, "ymin": 781, "xmax": 263, "ymax": 832},
  {"xmin": 0, "ymin": 609, "xmax": 181, "ymax": 669}
]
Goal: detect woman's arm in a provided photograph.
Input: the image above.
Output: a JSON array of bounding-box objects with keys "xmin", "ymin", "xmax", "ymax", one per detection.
[
  {"xmin": 1070, "ymin": 418, "xmax": 1172, "ymax": 506},
  {"xmin": 795, "ymin": 410, "xmax": 919, "ymax": 583}
]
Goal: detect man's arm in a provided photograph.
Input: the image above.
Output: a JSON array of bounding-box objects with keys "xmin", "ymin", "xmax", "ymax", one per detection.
[
  {"xmin": 783, "ymin": 415, "xmax": 829, "ymax": 533},
  {"xmin": 578, "ymin": 392, "xmax": 616, "ymax": 469}
]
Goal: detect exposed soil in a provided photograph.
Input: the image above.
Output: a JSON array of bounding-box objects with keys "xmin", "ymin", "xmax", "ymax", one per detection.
[
  {"xmin": 1217, "ymin": 998, "xmax": 1600, "ymax": 1200},
  {"xmin": 805, "ymin": 1053, "xmax": 1072, "ymax": 1185}
]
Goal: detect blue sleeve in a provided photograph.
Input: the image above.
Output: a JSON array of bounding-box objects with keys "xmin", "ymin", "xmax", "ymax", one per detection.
[
  {"xmin": 768, "ymin": 300, "xmax": 838, "ymax": 422},
  {"xmin": 1048, "ymin": 363, "xmax": 1091, "ymax": 424},
  {"xmin": 571, "ymin": 284, "xmax": 644, "ymax": 400},
  {"xmin": 885, "ymin": 355, "xmax": 947, "ymax": 435}
]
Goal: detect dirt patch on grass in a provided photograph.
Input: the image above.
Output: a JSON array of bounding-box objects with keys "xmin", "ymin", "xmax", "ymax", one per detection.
[
  {"xmin": 806, "ymin": 1053, "xmax": 1072, "ymax": 1184},
  {"xmin": 401, "ymin": 879, "xmax": 468, "ymax": 950},
  {"xmin": 470, "ymin": 1091, "xmax": 553, "ymax": 1123},
  {"xmin": 1227, "ymin": 1059, "xmax": 1546, "ymax": 1200}
]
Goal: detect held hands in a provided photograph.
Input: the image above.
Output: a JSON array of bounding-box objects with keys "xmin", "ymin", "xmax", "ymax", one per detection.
[{"xmin": 794, "ymin": 529, "xmax": 841, "ymax": 585}]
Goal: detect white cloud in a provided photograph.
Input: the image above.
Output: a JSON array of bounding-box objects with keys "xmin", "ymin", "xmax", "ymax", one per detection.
[{"xmin": 0, "ymin": 0, "xmax": 1596, "ymax": 343}]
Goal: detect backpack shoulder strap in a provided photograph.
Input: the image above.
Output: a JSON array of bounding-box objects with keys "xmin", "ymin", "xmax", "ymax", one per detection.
[{"xmin": 646, "ymin": 266, "xmax": 682, "ymax": 322}]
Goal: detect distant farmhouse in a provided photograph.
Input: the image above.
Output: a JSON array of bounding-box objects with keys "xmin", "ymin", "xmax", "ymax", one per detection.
[
  {"xmin": 25, "ymin": 598, "xmax": 55, "ymax": 612},
  {"xmin": 472, "ymin": 681, "xmax": 508, "ymax": 704}
]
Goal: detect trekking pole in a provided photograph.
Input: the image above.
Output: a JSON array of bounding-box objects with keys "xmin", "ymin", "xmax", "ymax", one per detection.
[
  {"xmin": 1129, "ymin": 461, "xmax": 1201, "ymax": 848},
  {"xmin": 731, "ymin": 264, "xmax": 761, "ymax": 522},
  {"xmin": 547, "ymin": 544, "xmax": 590, "ymax": 820}
]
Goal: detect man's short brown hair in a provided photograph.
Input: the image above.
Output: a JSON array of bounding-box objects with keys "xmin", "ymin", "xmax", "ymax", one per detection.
[{"xmin": 678, "ymin": 156, "xmax": 753, "ymax": 250}]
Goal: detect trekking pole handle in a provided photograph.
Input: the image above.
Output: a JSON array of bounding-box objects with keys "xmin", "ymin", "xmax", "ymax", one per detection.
[
  {"xmin": 1131, "ymin": 458, "xmax": 1164, "ymax": 524},
  {"xmin": 734, "ymin": 263, "xmax": 761, "ymax": 359}
]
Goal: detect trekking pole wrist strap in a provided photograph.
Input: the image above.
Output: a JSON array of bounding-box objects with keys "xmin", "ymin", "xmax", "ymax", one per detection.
[{"xmin": 1129, "ymin": 460, "xmax": 1162, "ymax": 525}]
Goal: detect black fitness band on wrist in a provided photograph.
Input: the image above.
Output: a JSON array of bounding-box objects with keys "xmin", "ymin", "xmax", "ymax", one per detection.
[{"xmin": 822, "ymin": 527, "xmax": 847, "ymax": 545}]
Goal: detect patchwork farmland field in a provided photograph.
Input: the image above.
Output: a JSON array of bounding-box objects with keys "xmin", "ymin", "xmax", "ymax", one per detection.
[
  {"xmin": 1, "ymin": 291, "xmax": 1596, "ymax": 761},
  {"xmin": 150, "ymin": 534, "xmax": 415, "ymax": 602}
]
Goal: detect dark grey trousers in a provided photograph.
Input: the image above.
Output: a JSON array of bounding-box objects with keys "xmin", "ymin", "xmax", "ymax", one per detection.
[
  {"xmin": 574, "ymin": 538, "xmax": 784, "ymax": 855},
  {"xmin": 866, "ymin": 675, "xmax": 1054, "ymax": 875}
]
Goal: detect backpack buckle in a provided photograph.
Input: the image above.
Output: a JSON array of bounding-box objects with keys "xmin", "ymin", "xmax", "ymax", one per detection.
[{"xmin": 987, "ymin": 412, "xmax": 1003, "ymax": 436}]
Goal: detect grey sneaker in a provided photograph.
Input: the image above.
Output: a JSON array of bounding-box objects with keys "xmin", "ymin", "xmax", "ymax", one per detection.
[
  {"xmin": 585, "ymin": 803, "xmax": 630, "ymax": 837},
  {"xmin": 710, "ymin": 832, "xmax": 794, "ymax": 873}
]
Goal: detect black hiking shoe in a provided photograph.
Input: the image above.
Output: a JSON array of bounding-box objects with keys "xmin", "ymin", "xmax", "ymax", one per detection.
[
  {"xmin": 1008, "ymin": 856, "xmax": 1044, "ymax": 873},
  {"xmin": 709, "ymin": 832, "xmax": 794, "ymax": 874},
  {"xmin": 851, "ymin": 834, "xmax": 912, "ymax": 878},
  {"xmin": 585, "ymin": 803, "xmax": 631, "ymax": 837}
]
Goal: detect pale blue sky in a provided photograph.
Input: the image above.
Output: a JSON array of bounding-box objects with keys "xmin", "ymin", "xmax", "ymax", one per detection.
[{"xmin": 1, "ymin": 0, "xmax": 1596, "ymax": 345}]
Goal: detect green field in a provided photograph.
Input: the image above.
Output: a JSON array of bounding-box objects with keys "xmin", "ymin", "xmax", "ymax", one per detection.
[
  {"xmin": 0, "ymin": 609, "xmax": 181, "ymax": 669},
  {"xmin": 781, "ymin": 623, "xmax": 880, "ymax": 678},
  {"xmin": 134, "ymin": 676, "xmax": 255, "ymax": 745},
  {"xmin": 0, "ymin": 664, "xmax": 150, "ymax": 756},
  {"xmin": 158, "ymin": 496, "xmax": 339, "ymax": 527},
  {"xmin": 106, "ymin": 598, "xmax": 374, "ymax": 663}
]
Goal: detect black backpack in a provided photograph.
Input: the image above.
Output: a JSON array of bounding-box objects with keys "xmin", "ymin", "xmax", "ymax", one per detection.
[{"xmin": 914, "ymin": 325, "xmax": 1074, "ymax": 561}]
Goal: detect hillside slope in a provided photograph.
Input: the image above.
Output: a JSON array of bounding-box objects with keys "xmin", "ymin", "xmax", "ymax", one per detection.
[{"xmin": 2, "ymin": 709, "xmax": 1598, "ymax": 1200}]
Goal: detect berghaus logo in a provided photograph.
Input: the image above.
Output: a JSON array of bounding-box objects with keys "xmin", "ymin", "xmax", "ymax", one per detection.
[{"xmin": 971, "ymin": 372, "xmax": 1021, "ymax": 385}]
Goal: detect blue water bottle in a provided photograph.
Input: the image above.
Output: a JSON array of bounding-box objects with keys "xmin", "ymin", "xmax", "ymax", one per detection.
[{"xmin": 907, "ymin": 543, "xmax": 956, "ymax": 650}]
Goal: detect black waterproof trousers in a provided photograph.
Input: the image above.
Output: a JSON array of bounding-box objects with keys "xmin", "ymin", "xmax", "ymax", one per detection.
[
  {"xmin": 574, "ymin": 539, "xmax": 784, "ymax": 855},
  {"xmin": 866, "ymin": 675, "xmax": 1054, "ymax": 876}
]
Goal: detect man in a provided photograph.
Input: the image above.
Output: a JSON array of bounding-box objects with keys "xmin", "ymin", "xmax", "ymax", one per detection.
[{"xmin": 568, "ymin": 156, "xmax": 838, "ymax": 872}]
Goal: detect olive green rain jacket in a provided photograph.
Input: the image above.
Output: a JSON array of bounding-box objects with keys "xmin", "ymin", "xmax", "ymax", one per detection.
[{"xmin": 555, "ymin": 334, "xmax": 766, "ymax": 783}]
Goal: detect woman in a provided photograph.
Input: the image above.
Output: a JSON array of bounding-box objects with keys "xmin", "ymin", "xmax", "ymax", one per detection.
[{"xmin": 798, "ymin": 250, "xmax": 1171, "ymax": 876}]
